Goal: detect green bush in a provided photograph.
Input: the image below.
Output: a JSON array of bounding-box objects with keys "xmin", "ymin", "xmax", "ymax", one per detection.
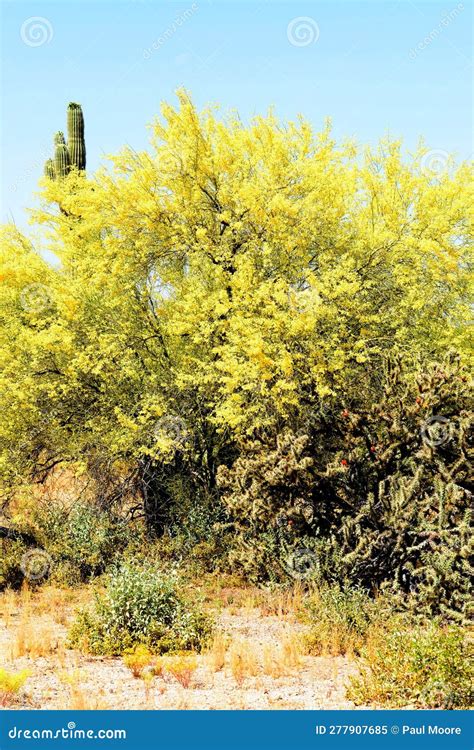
[
  {"xmin": 68, "ymin": 563, "xmax": 213, "ymax": 655},
  {"xmin": 0, "ymin": 538, "xmax": 28, "ymax": 590},
  {"xmin": 347, "ymin": 622, "xmax": 474, "ymax": 708},
  {"xmin": 31, "ymin": 501, "xmax": 132, "ymax": 585},
  {"xmin": 303, "ymin": 585, "xmax": 381, "ymax": 656},
  {"xmin": 1, "ymin": 500, "xmax": 132, "ymax": 589}
]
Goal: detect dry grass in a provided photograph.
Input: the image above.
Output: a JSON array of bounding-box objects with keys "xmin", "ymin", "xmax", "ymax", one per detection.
[
  {"xmin": 281, "ymin": 633, "xmax": 305, "ymax": 668},
  {"xmin": 141, "ymin": 669, "xmax": 157, "ymax": 707},
  {"xmin": 33, "ymin": 586, "xmax": 82, "ymax": 626},
  {"xmin": 0, "ymin": 584, "xmax": 91, "ymax": 667},
  {"xmin": 223, "ymin": 585, "xmax": 305, "ymax": 620},
  {"xmin": 187, "ymin": 574, "xmax": 259, "ymax": 612},
  {"xmin": 0, "ymin": 589, "xmax": 18, "ymax": 625},
  {"xmin": 57, "ymin": 669, "xmax": 109, "ymax": 710},
  {"xmin": 10, "ymin": 616, "xmax": 60, "ymax": 659},
  {"xmin": 69, "ymin": 686, "xmax": 109, "ymax": 710},
  {"xmin": 228, "ymin": 640, "xmax": 258, "ymax": 685},
  {"xmin": 0, "ymin": 583, "xmax": 89, "ymax": 630},
  {"xmin": 306, "ymin": 626, "xmax": 358, "ymax": 657},
  {"xmin": 123, "ymin": 645, "xmax": 155, "ymax": 679},
  {"xmin": 162, "ymin": 653, "xmax": 198, "ymax": 688},
  {"xmin": 262, "ymin": 645, "xmax": 286, "ymax": 678},
  {"xmin": 207, "ymin": 632, "xmax": 228, "ymax": 672},
  {"xmin": 259, "ymin": 585, "xmax": 304, "ymax": 620},
  {"xmin": 261, "ymin": 634, "xmax": 305, "ymax": 678}
]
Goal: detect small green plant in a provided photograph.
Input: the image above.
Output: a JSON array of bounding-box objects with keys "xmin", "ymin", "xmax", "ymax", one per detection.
[
  {"xmin": 68, "ymin": 563, "xmax": 213, "ymax": 656},
  {"xmin": 0, "ymin": 668, "xmax": 30, "ymax": 706},
  {"xmin": 347, "ymin": 622, "xmax": 473, "ymax": 708},
  {"xmin": 303, "ymin": 585, "xmax": 380, "ymax": 656}
]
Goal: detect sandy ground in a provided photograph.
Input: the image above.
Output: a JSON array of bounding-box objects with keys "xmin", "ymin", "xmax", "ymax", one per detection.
[{"xmin": 0, "ymin": 591, "xmax": 369, "ymax": 710}]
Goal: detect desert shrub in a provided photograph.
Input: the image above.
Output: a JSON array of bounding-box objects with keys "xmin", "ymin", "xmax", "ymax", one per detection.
[
  {"xmin": 0, "ymin": 538, "xmax": 28, "ymax": 590},
  {"xmin": 0, "ymin": 499, "xmax": 134, "ymax": 588},
  {"xmin": 162, "ymin": 653, "xmax": 198, "ymax": 687},
  {"xmin": 29, "ymin": 500, "xmax": 132, "ymax": 585},
  {"xmin": 68, "ymin": 563, "xmax": 213, "ymax": 655},
  {"xmin": 347, "ymin": 622, "xmax": 474, "ymax": 708},
  {"xmin": 138, "ymin": 528, "xmax": 233, "ymax": 580},
  {"xmin": 123, "ymin": 645, "xmax": 155, "ymax": 678},
  {"xmin": 0, "ymin": 668, "xmax": 30, "ymax": 707},
  {"xmin": 303, "ymin": 585, "xmax": 382, "ymax": 656},
  {"xmin": 156, "ymin": 472, "xmax": 233, "ymax": 576}
]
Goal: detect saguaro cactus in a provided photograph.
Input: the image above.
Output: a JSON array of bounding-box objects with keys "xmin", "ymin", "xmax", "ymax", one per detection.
[
  {"xmin": 44, "ymin": 159, "xmax": 55, "ymax": 180},
  {"xmin": 44, "ymin": 102, "xmax": 86, "ymax": 179},
  {"xmin": 54, "ymin": 132, "xmax": 70, "ymax": 179},
  {"xmin": 67, "ymin": 102, "xmax": 86, "ymax": 171}
]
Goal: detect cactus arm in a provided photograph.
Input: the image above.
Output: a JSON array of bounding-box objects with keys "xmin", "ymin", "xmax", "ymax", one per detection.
[
  {"xmin": 54, "ymin": 131, "xmax": 70, "ymax": 178},
  {"xmin": 44, "ymin": 158, "xmax": 55, "ymax": 179}
]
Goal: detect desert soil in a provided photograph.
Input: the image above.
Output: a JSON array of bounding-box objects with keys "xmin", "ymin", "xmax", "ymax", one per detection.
[{"xmin": 0, "ymin": 594, "xmax": 371, "ymax": 710}]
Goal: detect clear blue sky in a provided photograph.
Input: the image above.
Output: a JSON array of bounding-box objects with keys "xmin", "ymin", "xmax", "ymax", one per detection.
[{"xmin": 1, "ymin": 0, "xmax": 472, "ymax": 231}]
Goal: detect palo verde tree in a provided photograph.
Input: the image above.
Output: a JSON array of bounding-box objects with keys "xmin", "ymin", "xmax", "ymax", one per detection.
[{"xmin": 0, "ymin": 91, "xmax": 472, "ymax": 549}]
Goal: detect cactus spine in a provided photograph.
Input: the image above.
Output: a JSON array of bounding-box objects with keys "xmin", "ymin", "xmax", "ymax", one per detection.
[
  {"xmin": 44, "ymin": 103, "xmax": 86, "ymax": 180},
  {"xmin": 67, "ymin": 103, "xmax": 86, "ymax": 171}
]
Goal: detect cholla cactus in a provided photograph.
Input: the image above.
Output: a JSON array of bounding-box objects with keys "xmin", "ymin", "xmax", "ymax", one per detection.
[
  {"xmin": 328, "ymin": 355, "xmax": 473, "ymax": 623},
  {"xmin": 218, "ymin": 354, "xmax": 473, "ymax": 619},
  {"xmin": 217, "ymin": 431, "xmax": 317, "ymax": 581}
]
